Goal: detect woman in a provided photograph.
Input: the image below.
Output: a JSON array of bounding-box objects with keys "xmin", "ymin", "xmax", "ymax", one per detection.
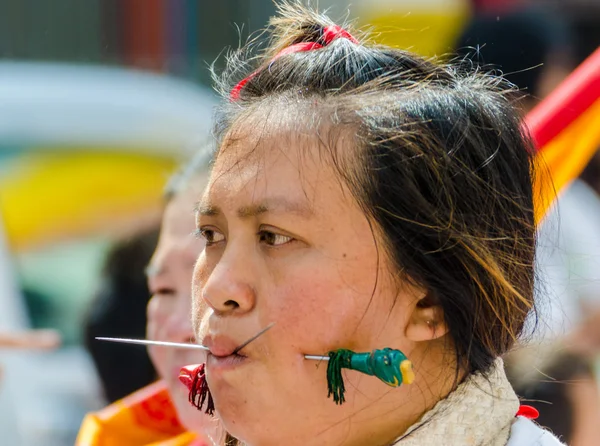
[{"xmin": 190, "ymin": 3, "xmax": 563, "ymax": 445}]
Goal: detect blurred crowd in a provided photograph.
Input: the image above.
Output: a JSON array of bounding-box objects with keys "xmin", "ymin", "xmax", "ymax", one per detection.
[{"xmin": 1, "ymin": 0, "xmax": 599, "ymax": 445}]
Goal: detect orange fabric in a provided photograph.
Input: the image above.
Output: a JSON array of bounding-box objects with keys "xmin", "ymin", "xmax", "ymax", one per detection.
[
  {"xmin": 528, "ymin": 47, "xmax": 600, "ymax": 223},
  {"xmin": 526, "ymin": 48, "xmax": 600, "ymax": 149},
  {"xmin": 76, "ymin": 381, "xmax": 203, "ymax": 446},
  {"xmin": 533, "ymin": 99, "xmax": 600, "ymax": 223}
]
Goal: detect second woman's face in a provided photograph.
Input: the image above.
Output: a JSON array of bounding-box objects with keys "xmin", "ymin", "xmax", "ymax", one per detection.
[
  {"xmin": 193, "ymin": 128, "xmax": 423, "ymax": 446},
  {"xmin": 146, "ymin": 185, "xmax": 212, "ymax": 434}
]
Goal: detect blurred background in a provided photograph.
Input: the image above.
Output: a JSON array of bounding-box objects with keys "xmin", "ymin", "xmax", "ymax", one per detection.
[{"xmin": 0, "ymin": 0, "xmax": 598, "ymax": 445}]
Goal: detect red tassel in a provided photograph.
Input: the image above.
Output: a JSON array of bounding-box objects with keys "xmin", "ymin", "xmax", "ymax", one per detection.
[
  {"xmin": 179, "ymin": 364, "xmax": 215, "ymax": 416},
  {"xmin": 178, "ymin": 364, "xmax": 196, "ymax": 390}
]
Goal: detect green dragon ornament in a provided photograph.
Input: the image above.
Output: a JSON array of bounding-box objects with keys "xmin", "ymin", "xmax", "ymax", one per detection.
[{"xmin": 326, "ymin": 348, "xmax": 415, "ymax": 405}]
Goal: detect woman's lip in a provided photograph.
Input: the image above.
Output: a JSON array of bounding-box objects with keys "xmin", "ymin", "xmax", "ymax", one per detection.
[
  {"xmin": 207, "ymin": 353, "xmax": 248, "ymax": 372},
  {"xmin": 202, "ymin": 334, "xmax": 242, "ymax": 357}
]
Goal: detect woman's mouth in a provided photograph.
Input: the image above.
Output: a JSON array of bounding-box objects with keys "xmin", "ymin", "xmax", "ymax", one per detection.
[
  {"xmin": 202, "ymin": 333, "xmax": 249, "ymax": 372},
  {"xmin": 207, "ymin": 352, "xmax": 248, "ymax": 372},
  {"xmin": 202, "ymin": 329, "xmax": 271, "ymax": 373}
]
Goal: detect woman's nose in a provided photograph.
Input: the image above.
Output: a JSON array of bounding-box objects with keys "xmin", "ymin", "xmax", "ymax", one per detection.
[{"xmin": 198, "ymin": 257, "xmax": 256, "ymax": 316}]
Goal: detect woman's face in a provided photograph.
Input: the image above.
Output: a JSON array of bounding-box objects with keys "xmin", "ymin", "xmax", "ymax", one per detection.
[
  {"xmin": 146, "ymin": 185, "xmax": 211, "ymax": 432},
  {"xmin": 193, "ymin": 128, "xmax": 433, "ymax": 446}
]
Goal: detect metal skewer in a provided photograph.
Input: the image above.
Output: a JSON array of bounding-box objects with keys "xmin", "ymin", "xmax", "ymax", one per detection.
[
  {"xmin": 231, "ymin": 323, "xmax": 275, "ymax": 354},
  {"xmin": 304, "ymin": 355, "xmax": 329, "ymax": 361},
  {"xmin": 96, "ymin": 336, "xmax": 330, "ymax": 360},
  {"xmin": 96, "ymin": 337, "xmax": 209, "ymax": 351}
]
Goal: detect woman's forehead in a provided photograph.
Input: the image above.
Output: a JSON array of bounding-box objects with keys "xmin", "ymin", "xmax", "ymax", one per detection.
[
  {"xmin": 205, "ymin": 154, "xmax": 316, "ymax": 216},
  {"xmin": 203, "ymin": 134, "xmax": 356, "ymax": 218}
]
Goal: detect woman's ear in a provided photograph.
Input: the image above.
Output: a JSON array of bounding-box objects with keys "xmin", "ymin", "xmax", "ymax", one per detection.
[{"xmin": 405, "ymin": 293, "xmax": 448, "ymax": 342}]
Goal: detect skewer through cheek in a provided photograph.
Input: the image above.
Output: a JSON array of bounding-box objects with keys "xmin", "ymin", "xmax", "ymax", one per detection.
[
  {"xmin": 97, "ymin": 328, "xmax": 415, "ymax": 414},
  {"xmin": 177, "ymin": 348, "xmax": 414, "ymax": 414}
]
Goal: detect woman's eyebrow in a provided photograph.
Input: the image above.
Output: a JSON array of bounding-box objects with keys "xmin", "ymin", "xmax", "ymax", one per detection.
[
  {"xmin": 237, "ymin": 197, "xmax": 313, "ymax": 219},
  {"xmin": 194, "ymin": 197, "xmax": 314, "ymax": 219},
  {"xmin": 194, "ymin": 202, "xmax": 219, "ymax": 216}
]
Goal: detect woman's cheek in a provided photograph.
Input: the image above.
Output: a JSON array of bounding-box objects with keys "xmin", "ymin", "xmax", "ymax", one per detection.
[{"xmin": 267, "ymin": 279, "xmax": 359, "ymax": 350}]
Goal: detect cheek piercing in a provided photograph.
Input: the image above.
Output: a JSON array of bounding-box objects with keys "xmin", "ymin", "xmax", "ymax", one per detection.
[
  {"xmin": 97, "ymin": 330, "xmax": 414, "ymax": 410},
  {"xmin": 322, "ymin": 348, "xmax": 414, "ymax": 405}
]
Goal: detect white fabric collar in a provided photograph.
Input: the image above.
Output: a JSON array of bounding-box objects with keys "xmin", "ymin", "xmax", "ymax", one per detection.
[
  {"xmin": 507, "ymin": 417, "xmax": 565, "ymax": 446},
  {"xmin": 393, "ymin": 359, "xmax": 519, "ymax": 445}
]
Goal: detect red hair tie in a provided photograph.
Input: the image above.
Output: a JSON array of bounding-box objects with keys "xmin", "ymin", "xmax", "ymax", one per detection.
[
  {"xmin": 321, "ymin": 24, "xmax": 359, "ymax": 45},
  {"xmin": 230, "ymin": 25, "xmax": 358, "ymax": 101}
]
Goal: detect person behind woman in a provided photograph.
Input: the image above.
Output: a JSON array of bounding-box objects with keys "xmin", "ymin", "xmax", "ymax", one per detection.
[
  {"xmin": 191, "ymin": 2, "xmax": 563, "ymax": 445},
  {"xmin": 77, "ymin": 148, "xmax": 224, "ymax": 446},
  {"xmin": 145, "ymin": 149, "xmax": 227, "ymax": 445}
]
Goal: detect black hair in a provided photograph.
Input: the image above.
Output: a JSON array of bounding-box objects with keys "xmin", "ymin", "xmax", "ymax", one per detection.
[{"xmin": 210, "ymin": 1, "xmax": 538, "ymax": 376}]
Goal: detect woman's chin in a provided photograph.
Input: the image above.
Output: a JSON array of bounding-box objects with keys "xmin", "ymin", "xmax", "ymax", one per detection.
[{"xmin": 212, "ymin": 388, "xmax": 257, "ymax": 437}]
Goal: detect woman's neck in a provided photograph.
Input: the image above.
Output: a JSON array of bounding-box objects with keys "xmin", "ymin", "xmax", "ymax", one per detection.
[{"xmin": 336, "ymin": 344, "xmax": 462, "ymax": 446}]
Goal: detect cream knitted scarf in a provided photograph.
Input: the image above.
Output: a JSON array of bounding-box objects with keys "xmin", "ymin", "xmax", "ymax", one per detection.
[{"xmin": 392, "ymin": 358, "xmax": 519, "ymax": 446}]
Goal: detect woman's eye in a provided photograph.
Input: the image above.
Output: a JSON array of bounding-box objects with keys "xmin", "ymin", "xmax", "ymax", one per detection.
[
  {"xmin": 259, "ymin": 230, "xmax": 293, "ymax": 246},
  {"xmin": 195, "ymin": 228, "xmax": 225, "ymax": 246}
]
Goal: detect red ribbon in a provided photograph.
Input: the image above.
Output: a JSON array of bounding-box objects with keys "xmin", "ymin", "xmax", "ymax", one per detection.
[
  {"xmin": 321, "ymin": 24, "xmax": 359, "ymax": 45},
  {"xmin": 230, "ymin": 25, "xmax": 358, "ymax": 101}
]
